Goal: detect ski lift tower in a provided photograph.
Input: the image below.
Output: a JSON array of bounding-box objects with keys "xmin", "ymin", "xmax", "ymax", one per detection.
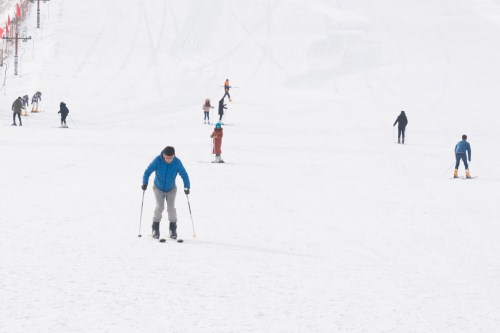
[
  {"xmin": 30, "ymin": 0, "xmax": 50, "ymax": 28},
  {"xmin": 2, "ymin": 18, "xmax": 31, "ymax": 75}
]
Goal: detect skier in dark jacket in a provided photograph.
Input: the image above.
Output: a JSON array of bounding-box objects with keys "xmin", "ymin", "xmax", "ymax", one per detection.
[
  {"xmin": 12, "ymin": 97, "xmax": 24, "ymax": 126},
  {"xmin": 58, "ymin": 102, "xmax": 69, "ymax": 128},
  {"xmin": 393, "ymin": 111, "xmax": 408, "ymax": 144},
  {"xmin": 142, "ymin": 146, "xmax": 191, "ymax": 240},
  {"xmin": 218, "ymin": 98, "xmax": 227, "ymax": 123},
  {"xmin": 454, "ymin": 134, "xmax": 472, "ymax": 178}
]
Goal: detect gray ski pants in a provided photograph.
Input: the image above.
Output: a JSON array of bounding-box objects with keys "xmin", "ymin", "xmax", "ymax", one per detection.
[{"xmin": 152, "ymin": 185, "xmax": 177, "ymax": 223}]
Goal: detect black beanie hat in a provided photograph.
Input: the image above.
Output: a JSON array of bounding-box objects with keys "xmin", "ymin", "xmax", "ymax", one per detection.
[{"xmin": 162, "ymin": 146, "xmax": 175, "ymax": 156}]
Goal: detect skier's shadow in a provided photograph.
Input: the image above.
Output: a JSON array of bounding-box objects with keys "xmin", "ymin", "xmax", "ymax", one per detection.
[{"xmin": 188, "ymin": 240, "xmax": 321, "ymax": 258}]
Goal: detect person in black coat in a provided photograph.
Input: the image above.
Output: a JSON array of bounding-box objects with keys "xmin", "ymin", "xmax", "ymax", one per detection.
[
  {"xmin": 393, "ymin": 111, "xmax": 408, "ymax": 144},
  {"xmin": 58, "ymin": 102, "xmax": 69, "ymax": 128},
  {"xmin": 12, "ymin": 97, "xmax": 24, "ymax": 126},
  {"xmin": 218, "ymin": 98, "xmax": 227, "ymax": 123}
]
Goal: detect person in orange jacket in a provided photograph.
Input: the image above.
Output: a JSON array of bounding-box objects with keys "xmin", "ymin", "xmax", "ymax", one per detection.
[
  {"xmin": 223, "ymin": 79, "xmax": 232, "ymax": 102},
  {"xmin": 210, "ymin": 122, "xmax": 224, "ymax": 163}
]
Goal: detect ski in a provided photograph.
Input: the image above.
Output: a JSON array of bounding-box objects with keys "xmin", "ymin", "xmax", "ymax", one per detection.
[
  {"xmin": 198, "ymin": 161, "xmax": 231, "ymax": 164},
  {"xmin": 151, "ymin": 235, "xmax": 183, "ymax": 243},
  {"xmin": 159, "ymin": 238, "xmax": 184, "ymax": 243}
]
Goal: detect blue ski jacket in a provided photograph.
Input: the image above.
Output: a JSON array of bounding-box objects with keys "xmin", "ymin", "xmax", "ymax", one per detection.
[
  {"xmin": 143, "ymin": 154, "xmax": 190, "ymax": 192},
  {"xmin": 455, "ymin": 140, "xmax": 471, "ymax": 160}
]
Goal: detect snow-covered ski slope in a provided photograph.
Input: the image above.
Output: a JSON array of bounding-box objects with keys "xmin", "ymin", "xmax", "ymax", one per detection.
[{"xmin": 1, "ymin": 1, "xmax": 500, "ymax": 332}]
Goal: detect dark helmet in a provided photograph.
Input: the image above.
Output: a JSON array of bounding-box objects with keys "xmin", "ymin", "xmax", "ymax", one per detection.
[{"xmin": 462, "ymin": 134, "xmax": 467, "ymax": 140}]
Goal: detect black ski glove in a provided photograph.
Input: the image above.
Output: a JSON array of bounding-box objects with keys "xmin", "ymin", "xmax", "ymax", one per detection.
[
  {"xmin": 184, "ymin": 188, "xmax": 190, "ymax": 195},
  {"xmin": 142, "ymin": 184, "xmax": 147, "ymax": 191}
]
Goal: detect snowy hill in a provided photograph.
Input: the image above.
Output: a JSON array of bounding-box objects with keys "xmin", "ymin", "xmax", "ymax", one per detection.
[{"xmin": 1, "ymin": 1, "xmax": 500, "ymax": 332}]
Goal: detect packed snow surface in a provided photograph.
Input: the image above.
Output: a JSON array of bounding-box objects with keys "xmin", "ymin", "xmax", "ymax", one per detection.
[{"xmin": 1, "ymin": 1, "xmax": 500, "ymax": 332}]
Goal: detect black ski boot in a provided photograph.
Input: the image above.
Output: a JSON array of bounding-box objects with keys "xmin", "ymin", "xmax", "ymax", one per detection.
[
  {"xmin": 152, "ymin": 222, "xmax": 160, "ymax": 239},
  {"xmin": 169, "ymin": 222, "xmax": 177, "ymax": 240}
]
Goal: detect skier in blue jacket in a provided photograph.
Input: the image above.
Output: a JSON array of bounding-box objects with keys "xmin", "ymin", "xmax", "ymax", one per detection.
[
  {"xmin": 142, "ymin": 146, "xmax": 190, "ymax": 239},
  {"xmin": 454, "ymin": 134, "xmax": 472, "ymax": 178}
]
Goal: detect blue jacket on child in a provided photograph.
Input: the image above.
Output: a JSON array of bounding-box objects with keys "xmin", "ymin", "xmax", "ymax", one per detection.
[{"xmin": 143, "ymin": 153, "xmax": 190, "ymax": 193}]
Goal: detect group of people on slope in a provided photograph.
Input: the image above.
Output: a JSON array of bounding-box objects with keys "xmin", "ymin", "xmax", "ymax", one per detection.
[
  {"xmin": 11, "ymin": 91, "xmax": 42, "ymax": 126},
  {"xmin": 140, "ymin": 79, "xmax": 234, "ymax": 240},
  {"xmin": 202, "ymin": 98, "xmax": 225, "ymax": 163},
  {"xmin": 201, "ymin": 79, "xmax": 232, "ymax": 162},
  {"xmin": 11, "ymin": 92, "xmax": 70, "ymax": 128},
  {"xmin": 392, "ymin": 110, "xmax": 472, "ymax": 178},
  {"xmin": 202, "ymin": 79, "xmax": 231, "ymax": 124}
]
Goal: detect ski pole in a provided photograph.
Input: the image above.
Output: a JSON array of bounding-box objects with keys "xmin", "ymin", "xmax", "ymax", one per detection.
[
  {"xmin": 441, "ymin": 162, "xmax": 455, "ymax": 178},
  {"xmin": 210, "ymin": 138, "xmax": 214, "ymax": 162},
  {"xmin": 138, "ymin": 190, "xmax": 145, "ymax": 237},
  {"xmin": 186, "ymin": 194, "xmax": 197, "ymax": 238},
  {"xmin": 392, "ymin": 126, "xmax": 395, "ymax": 143},
  {"xmin": 68, "ymin": 115, "xmax": 77, "ymax": 128}
]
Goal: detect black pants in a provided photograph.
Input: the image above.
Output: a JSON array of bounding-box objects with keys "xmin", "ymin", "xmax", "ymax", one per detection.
[
  {"xmin": 398, "ymin": 126, "xmax": 406, "ymax": 142},
  {"xmin": 219, "ymin": 113, "xmax": 223, "ymax": 121},
  {"xmin": 455, "ymin": 153, "xmax": 468, "ymax": 170},
  {"xmin": 204, "ymin": 112, "xmax": 209, "ymax": 121},
  {"xmin": 61, "ymin": 114, "xmax": 67, "ymax": 125},
  {"xmin": 13, "ymin": 113, "xmax": 21, "ymax": 125},
  {"xmin": 223, "ymin": 89, "xmax": 230, "ymax": 99}
]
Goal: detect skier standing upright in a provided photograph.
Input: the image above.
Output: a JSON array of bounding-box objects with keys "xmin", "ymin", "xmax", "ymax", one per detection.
[
  {"xmin": 202, "ymin": 98, "xmax": 214, "ymax": 124},
  {"xmin": 218, "ymin": 98, "xmax": 227, "ymax": 123},
  {"xmin": 393, "ymin": 111, "xmax": 408, "ymax": 144},
  {"xmin": 142, "ymin": 146, "xmax": 191, "ymax": 239},
  {"xmin": 12, "ymin": 97, "xmax": 24, "ymax": 126},
  {"xmin": 454, "ymin": 134, "xmax": 472, "ymax": 178},
  {"xmin": 210, "ymin": 123, "xmax": 224, "ymax": 163},
  {"xmin": 58, "ymin": 102, "xmax": 69, "ymax": 128},
  {"xmin": 223, "ymin": 79, "xmax": 232, "ymax": 102}
]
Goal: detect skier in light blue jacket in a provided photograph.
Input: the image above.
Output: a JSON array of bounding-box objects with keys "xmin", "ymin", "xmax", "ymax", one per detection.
[
  {"xmin": 454, "ymin": 134, "xmax": 472, "ymax": 178},
  {"xmin": 142, "ymin": 146, "xmax": 190, "ymax": 239}
]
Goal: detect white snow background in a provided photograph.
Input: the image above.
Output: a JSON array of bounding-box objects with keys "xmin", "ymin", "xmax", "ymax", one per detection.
[{"xmin": 1, "ymin": 0, "xmax": 500, "ymax": 332}]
